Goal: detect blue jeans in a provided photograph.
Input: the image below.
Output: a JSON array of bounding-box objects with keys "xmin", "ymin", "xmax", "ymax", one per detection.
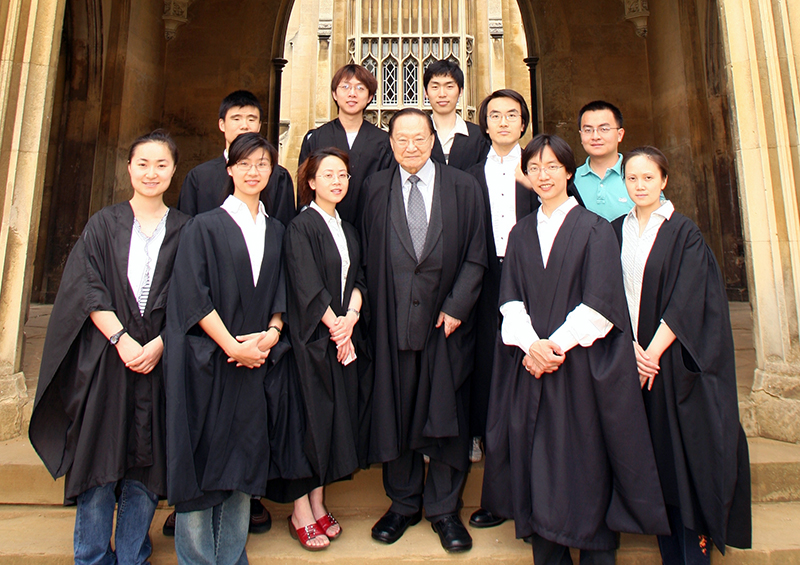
[
  {"xmin": 174, "ymin": 491, "xmax": 250, "ymax": 565},
  {"xmin": 74, "ymin": 479, "xmax": 159, "ymax": 565}
]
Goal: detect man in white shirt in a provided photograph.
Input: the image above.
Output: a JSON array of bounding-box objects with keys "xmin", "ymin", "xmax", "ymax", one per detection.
[{"xmin": 424, "ymin": 60, "xmax": 489, "ymax": 171}]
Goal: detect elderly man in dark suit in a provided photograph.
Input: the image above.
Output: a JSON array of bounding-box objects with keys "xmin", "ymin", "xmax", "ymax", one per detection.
[{"xmin": 361, "ymin": 108, "xmax": 487, "ymax": 553}]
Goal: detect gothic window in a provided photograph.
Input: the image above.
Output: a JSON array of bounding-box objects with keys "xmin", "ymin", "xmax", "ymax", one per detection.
[{"xmin": 348, "ymin": 0, "xmax": 475, "ymax": 127}]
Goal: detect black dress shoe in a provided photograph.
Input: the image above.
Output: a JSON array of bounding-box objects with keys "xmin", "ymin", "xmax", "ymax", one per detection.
[
  {"xmin": 469, "ymin": 507, "xmax": 506, "ymax": 528},
  {"xmin": 162, "ymin": 511, "xmax": 176, "ymax": 536},
  {"xmin": 431, "ymin": 514, "xmax": 473, "ymax": 552},
  {"xmin": 249, "ymin": 499, "xmax": 272, "ymax": 534},
  {"xmin": 371, "ymin": 509, "xmax": 423, "ymax": 544}
]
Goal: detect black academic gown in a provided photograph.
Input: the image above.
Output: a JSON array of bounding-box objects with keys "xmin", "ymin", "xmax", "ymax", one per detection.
[
  {"xmin": 177, "ymin": 155, "xmax": 297, "ymax": 227},
  {"xmin": 164, "ymin": 208, "xmax": 310, "ymax": 512},
  {"xmin": 362, "ymin": 164, "xmax": 487, "ymax": 472},
  {"xmin": 612, "ymin": 212, "xmax": 752, "ymax": 553},
  {"xmin": 481, "ymin": 205, "xmax": 669, "ymax": 550},
  {"xmin": 431, "ymin": 122, "xmax": 490, "ymax": 171},
  {"xmin": 299, "ymin": 119, "xmax": 395, "ymax": 228},
  {"xmin": 466, "ymin": 165, "xmax": 586, "ymax": 436},
  {"xmin": 283, "ymin": 208, "xmax": 372, "ymax": 485},
  {"xmin": 29, "ymin": 202, "xmax": 190, "ymax": 503}
]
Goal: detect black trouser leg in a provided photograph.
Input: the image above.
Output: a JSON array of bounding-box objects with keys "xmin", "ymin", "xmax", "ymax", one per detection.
[
  {"xmin": 531, "ymin": 533, "xmax": 573, "ymax": 565},
  {"xmin": 657, "ymin": 505, "xmax": 712, "ymax": 565},
  {"xmin": 383, "ymin": 450, "xmax": 425, "ymax": 516},
  {"xmin": 423, "ymin": 458, "xmax": 466, "ymax": 521}
]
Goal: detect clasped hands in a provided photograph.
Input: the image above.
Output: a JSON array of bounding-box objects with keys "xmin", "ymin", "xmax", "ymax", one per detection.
[
  {"xmin": 330, "ymin": 310, "xmax": 358, "ymax": 364},
  {"xmin": 116, "ymin": 334, "xmax": 164, "ymax": 374},
  {"xmin": 522, "ymin": 339, "xmax": 564, "ymax": 378},
  {"xmin": 227, "ymin": 329, "xmax": 281, "ymax": 369}
]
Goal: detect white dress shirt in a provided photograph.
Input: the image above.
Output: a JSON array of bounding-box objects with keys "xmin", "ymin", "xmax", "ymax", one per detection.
[
  {"xmin": 621, "ymin": 200, "xmax": 675, "ymax": 341},
  {"xmin": 346, "ymin": 130, "xmax": 358, "ymax": 149},
  {"xmin": 128, "ymin": 210, "xmax": 169, "ymax": 314},
  {"xmin": 399, "ymin": 158, "xmax": 436, "ymax": 222},
  {"xmin": 310, "ymin": 201, "xmax": 351, "ymax": 305},
  {"xmin": 221, "ymin": 195, "xmax": 268, "ymax": 286},
  {"xmin": 485, "ymin": 144, "xmax": 521, "ymax": 257},
  {"xmin": 500, "ymin": 196, "xmax": 613, "ymax": 353},
  {"xmin": 434, "ymin": 114, "xmax": 469, "ymax": 164}
]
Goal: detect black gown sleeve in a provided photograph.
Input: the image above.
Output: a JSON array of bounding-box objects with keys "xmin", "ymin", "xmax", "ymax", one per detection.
[{"xmin": 177, "ymin": 170, "xmax": 200, "ymax": 217}]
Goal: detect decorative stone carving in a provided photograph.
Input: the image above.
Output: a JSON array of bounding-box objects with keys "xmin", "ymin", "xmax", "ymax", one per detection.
[
  {"xmin": 163, "ymin": 0, "xmax": 192, "ymax": 41},
  {"xmin": 624, "ymin": 0, "xmax": 650, "ymax": 38},
  {"xmin": 489, "ymin": 18, "xmax": 504, "ymax": 39},
  {"xmin": 318, "ymin": 19, "xmax": 332, "ymax": 41}
]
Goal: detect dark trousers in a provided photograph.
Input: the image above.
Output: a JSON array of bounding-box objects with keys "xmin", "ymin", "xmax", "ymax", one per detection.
[
  {"xmin": 530, "ymin": 533, "xmax": 615, "ymax": 565},
  {"xmin": 657, "ymin": 505, "xmax": 712, "ymax": 565},
  {"xmin": 383, "ymin": 350, "xmax": 467, "ymax": 521}
]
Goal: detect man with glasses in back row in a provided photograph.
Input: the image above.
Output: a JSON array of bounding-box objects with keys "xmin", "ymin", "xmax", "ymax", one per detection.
[{"xmin": 574, "ymin": 100, "xmax": 633, "ymax": 222}]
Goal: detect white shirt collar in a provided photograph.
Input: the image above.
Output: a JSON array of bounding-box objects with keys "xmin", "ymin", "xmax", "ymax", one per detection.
[
  {"xmin": 309, "ymin": 200, "xmax": 343, "ymax": 226},
  {"xmin": 537, "ymin": 196, "xmax": 579, "ymax": 224},
  {"xmin": 433, "ymin": 113, "xmax": 470, "ymax": 137},
  {"xmin": 487, "ymin": 144, "xmax": 521, "ymax": 165},
  {"xmin": 623, "ymin": 199, "xmax": 675, "ymax": 223},
  {"xmin": 221, "ymin": 194, "xmax": 268, "ymax": 219},
  {"xmin": 399, "ymin": 158, "xmax": 436, "ymax": 188}
]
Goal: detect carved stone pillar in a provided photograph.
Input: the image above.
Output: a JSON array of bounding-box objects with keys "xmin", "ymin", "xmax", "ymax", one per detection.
[
  {"xmin": 624, "ymin": 0, "xmax": 650, "ymax": 38},
  {"xmin": 269, "ymin": 59, "xmax": 289, "ymax": 146},
  {"xmin": 524, "ymin": 57, "xmax": 539, "ymax": 135},
  {"xmin": 717, "ymin": 0, "xmax": 800, "ymax": 441},
  {"xmin": 0, "ymin": 0, "xmax": 65, "ymax": 439}
]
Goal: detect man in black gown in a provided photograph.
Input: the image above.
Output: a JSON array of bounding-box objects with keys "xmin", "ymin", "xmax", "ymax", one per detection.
[
  {"xmin": 177, "ymin": 90, "xmax": 297, "ymax": 227},
  {"xmin": 424, "ymin": 60, "xmax": 489, "ymax": 171},
  {"xmin": 298, "ymin": 64, "xmax": 395, "ymax": 229},
  {"xmin": 362, "ymin": 108, "xmax": 487, "ymax": 553}
]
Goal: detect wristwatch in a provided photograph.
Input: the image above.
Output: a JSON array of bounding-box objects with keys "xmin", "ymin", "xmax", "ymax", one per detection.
[{"xmin": 109, "ymin": 328, "xmax": 127, "ymax": 345}]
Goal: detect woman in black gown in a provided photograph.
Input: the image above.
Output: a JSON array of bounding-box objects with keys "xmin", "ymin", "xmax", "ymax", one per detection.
[
  {"xmin": 613, "ymin": 146, "xmax": 751, "ymax": 563},
  {"xmin": 282, "ymin": 147, "xmax": 370, "ymax": 550},
  {"xmin": 29, "ymin": 130, "xmax": 190, "ymax": 565}
]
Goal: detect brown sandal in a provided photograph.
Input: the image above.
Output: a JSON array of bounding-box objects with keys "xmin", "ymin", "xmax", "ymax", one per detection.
[
  {"xmin": 316, "ymin": 512, "xmax": 342, "ymax": 540},
  {"xmin": 288, "ymin": 515, "xmax": 330, "ymax": 551}
]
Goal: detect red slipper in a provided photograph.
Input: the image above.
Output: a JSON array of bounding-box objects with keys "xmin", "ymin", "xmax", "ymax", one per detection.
[
  {"xmin": 288, "ymin": 515, "xmax": 330, "ymax": 551},
  {"xmin": 316, "ymin": 512, "xmax": 342, "ymax": 540}
]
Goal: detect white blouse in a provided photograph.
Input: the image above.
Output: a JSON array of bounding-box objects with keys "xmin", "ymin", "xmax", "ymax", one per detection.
[
  {"xmin": 221, "ymin": 195, "xmax": 267, "ymax": 286},
  {"xmin": 620, "ymin": 200, "xmax": 674, "ymax": 341},
  {"xmin": 127, "ymin": 209, "xmax": 169, "ymax": 315},
  {"xmin": 310, "ymin": 201, "xmax": 351, "ymax": 305}
]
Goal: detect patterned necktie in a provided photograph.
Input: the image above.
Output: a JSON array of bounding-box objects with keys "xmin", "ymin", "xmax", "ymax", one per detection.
[{"xmin": 406, "ymin": 174, "xmax": 428, "ymax": 260}]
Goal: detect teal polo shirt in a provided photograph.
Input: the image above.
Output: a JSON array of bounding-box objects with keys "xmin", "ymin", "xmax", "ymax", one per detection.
[{"xmin": 574, "ymin": 154, "xmax": 633, "ymax": 221}]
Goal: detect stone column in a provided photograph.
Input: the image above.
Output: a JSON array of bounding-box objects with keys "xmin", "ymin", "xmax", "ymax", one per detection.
[
  {"xmin": 524, "ymin": 56, "xmax": 539, "ymax": 135},
  {"xmin": 717, "ymin": 0, "xmax": 800, "ymax": 442},
  {"xmin": 0, "ymin": 0, "xmax": 65, "ymax": 439}
]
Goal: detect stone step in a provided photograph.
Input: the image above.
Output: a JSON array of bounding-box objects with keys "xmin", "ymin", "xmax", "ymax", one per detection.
[
  {"xmin": 0, "ymin": 502, "xmax": 798, "ymax": 564},
  {"xmin": 4, "ymin": 435, "xmax": 800, "ymax": 507}
]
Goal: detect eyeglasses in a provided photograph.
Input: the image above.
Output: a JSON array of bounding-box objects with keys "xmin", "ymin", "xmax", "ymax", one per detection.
[
  {"xmin": 526, "ymin": 165, "xmax": 564, "ymax": 176},
  {"xmin": 337, "ymin": 83, "xmax": 368, "ymax": 93},
  {"xmin": 235, "ymin": 160, "xmax": 271, "ymax": 172},
  {"xmin": 317, "ymin": 172, "xmax": 351, "ymax": 182},
  {"xmin": 579, "ymin": 126, "xmax": 619, "ymax": 136},
  {"xmin": 488, "ymin": 112, "xmax": 521, "ymax": 123},
  {"xmin": 393, "ymin": 135, "xmax": 432, "ymax": 148}
]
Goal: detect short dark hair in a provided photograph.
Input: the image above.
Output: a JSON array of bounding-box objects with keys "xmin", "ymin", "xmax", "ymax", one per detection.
[
  {"xmin": 423, "ymin": 60, "xmax": 464, "ymax": 90},
  {"xmin": 128, "ymin": 129, "xmax": 179, "ymax": 165},
  {"xmin": 478, "ymin": 89, "xmax": 530, "ymax": 139},
  {"xmin": 297, "ymin": 147, "xmax": 351, "ymax": 208},
  {"xmin": 225, "ymin": 132, "xmax": 278, "ymax": 194},
  {"xmin": 219, "ymin": 90, "xmax": 263, "ymax": 121},
  {"xmin": 330, "ymin": 64, "xmax": 378, "ymax": 106},
  {"xmin": 521, "ymin": 134, "xmax": 576, "ymax": 178},
  {"xmin": 387, "ymin": 108, "xmax": 435, "ymax": 137},
  {"xmin": 623, "ymin": 146, "xmax": 669, "ymax": 179},
  {"xmin": 577, "ymin": 100, "xmax": 623, "ymax": 130}
]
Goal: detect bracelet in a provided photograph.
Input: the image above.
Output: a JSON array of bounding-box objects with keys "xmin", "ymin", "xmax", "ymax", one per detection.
[
  {"xmin": 347, "ymin": 308, "xmax": 360, "ymax": 318},
  {"xmin": 267, "ymin": 325, "xmax": 282, "ymax": 335}
]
